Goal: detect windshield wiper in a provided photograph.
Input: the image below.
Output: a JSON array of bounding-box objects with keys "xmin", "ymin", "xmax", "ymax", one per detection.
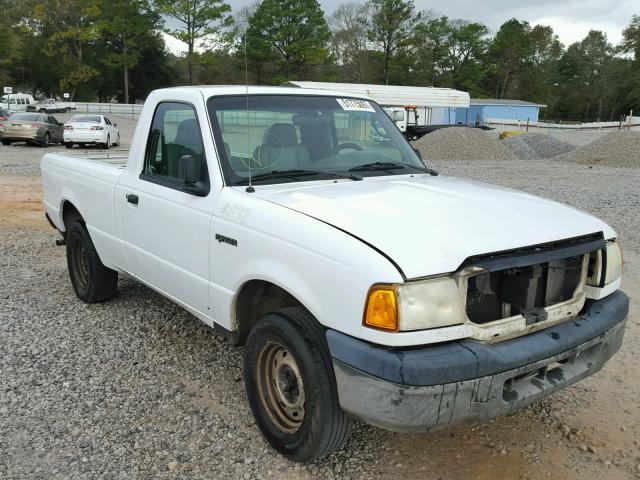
[
  {"xmin": 349, "ymin": 162, "xmax": 438, "ymax": 176},
  {"xmin": 236, "ymin": 169, "xmax": 362, "ymax": 185}
]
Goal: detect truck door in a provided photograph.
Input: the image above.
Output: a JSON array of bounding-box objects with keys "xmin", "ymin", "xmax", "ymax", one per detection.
[{"xmin": 115, "ymin": 101, "xmax": 216, "ymax": 317}]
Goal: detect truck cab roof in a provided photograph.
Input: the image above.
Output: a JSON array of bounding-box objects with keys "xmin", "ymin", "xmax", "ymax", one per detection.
[{"xmin": 152, "ymin": 85, "xmax": 373, "ymax": 101}]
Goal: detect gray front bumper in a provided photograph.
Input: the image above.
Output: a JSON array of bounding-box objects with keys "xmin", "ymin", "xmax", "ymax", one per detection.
[{"xmin": 329, "ymin": 291, "xmax": 628, "ymax": 433}]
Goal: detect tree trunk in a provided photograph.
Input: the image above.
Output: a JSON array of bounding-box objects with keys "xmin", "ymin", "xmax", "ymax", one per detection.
[
  {"xmin": 188, "ymin": 41, "xmax": 194, "ymax": 86},
  {"xmin": 383, "ymin": 49, "xmax": 390, "ymax": 85},
  {"xmin": 123, "ymin": 40, "xmax": 129, "ymax": 104}
]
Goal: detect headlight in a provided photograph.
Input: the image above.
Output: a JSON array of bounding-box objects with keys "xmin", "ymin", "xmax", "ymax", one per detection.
[
  {"xmin": 587, "ymin": 240, "xmax": 623, "ymax": 287},
  {"xmin": 363, "ymin": 277, "xmax": 467, "ymax": 332}
]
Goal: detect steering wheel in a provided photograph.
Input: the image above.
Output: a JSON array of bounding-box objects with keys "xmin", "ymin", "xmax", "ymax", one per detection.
[{"xmin": 334, "ymin": 142, "xmax": 364, "ymax": 155}]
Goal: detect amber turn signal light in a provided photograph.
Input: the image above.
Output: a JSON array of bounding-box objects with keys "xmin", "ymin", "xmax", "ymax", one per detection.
[{"xmin": 363, "ymin": 286, "xmax": 398, "ymax": 331}]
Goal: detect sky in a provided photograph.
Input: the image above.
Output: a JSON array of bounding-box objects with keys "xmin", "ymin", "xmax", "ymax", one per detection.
[{"xmin": 162, "ymin": 0, "xmax": 637, "ymax": 55}]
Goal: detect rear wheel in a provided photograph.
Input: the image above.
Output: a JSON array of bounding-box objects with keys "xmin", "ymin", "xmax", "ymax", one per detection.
[
  {"xmin": 65, "ymin": 218, "xmax": 118, "ymax": 303},
  {"xmin": 42, "ymin": 133, "xmax": 50, "ymax": 147},
  {"xmin": 1, "ymin": 140, "xmax": 11, "ymax": 146},
  {"xmin": 65, "ymin": 142, "xmax": 73, "ymax": 149},
  {"xmin": 244, "ymin": 308, "xmax": 352, "ymax": 461},
  {"xmin": 104, "ymin": 134, "xmax": 110, "ymax": 150}
]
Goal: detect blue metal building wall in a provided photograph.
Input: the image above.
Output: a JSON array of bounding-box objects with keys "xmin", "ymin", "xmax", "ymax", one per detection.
[{"xmin": 456, "ymin": 104, "xmax": 541, "ymax": 125}]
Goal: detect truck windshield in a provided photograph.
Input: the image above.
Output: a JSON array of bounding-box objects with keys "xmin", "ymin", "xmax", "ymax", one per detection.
[{"xmin": 207, "ymin": 95, "xmax": 426, "ymax": 185}]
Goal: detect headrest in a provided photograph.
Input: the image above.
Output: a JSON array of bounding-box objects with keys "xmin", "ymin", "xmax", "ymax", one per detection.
[
  {"xmin": 174, "ymin": 118, "xmax": 201, "ymax": 152},
  {"xmin": 263, "ymin": 123, "xmax": 298, "ymax": 147}
]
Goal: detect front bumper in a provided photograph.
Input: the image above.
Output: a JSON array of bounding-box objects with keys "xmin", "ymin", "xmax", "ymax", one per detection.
[{"xmin": 328, "ymin": 290, "xmax": 628, "ymax": 433}]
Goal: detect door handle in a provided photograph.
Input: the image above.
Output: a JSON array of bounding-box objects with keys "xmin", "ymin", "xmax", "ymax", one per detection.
[{"xmin": 126, "ymin": 193, "xmax": 139, "ymax": 205}]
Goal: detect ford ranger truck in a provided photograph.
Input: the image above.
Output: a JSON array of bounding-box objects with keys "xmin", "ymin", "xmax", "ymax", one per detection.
[{"xmin": 40, "ymin": 86, "xmax": 628, "ymax": 462}]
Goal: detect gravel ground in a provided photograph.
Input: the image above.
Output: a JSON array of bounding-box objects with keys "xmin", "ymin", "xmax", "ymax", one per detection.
[
  {"xmin": 502, "ymin": 133, "xmax": 575, "ymax": 159},
  {"xmin": 413, "ymin": 127, "xmax": 515, "ymax": 161},
  {"xmin": 1, "ymin": 119, "xmax": 640, "ymax": 479}
]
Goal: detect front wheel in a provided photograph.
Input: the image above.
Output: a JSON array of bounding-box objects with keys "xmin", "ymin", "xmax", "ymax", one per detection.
[
  {"xmin": 1, "ymin": 140, "xmax": 11, "ymax": 146},
  {"xmin": 244, "ymin": 308, "xmax": 352, "ymax": 461},
  {"xmin": 104, "ymin": 134, "xmax": 110, "ymax": 150},
  {"xmin": 65, "ymin": 219, "xmax": 118, "ymax": 302}
]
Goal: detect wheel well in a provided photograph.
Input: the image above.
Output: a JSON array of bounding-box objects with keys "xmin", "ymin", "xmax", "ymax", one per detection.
[
  {"xmin": 234, "ymin": 280, "xmax": 304, "ymax": 345},
  {"xmin": 62, "ymin": 201, "xmax": 83, "ymax": 228}
]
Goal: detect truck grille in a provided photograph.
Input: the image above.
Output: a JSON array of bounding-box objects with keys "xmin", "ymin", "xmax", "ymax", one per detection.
[{"xmin": 466, "ymin": 255, "xmax": 584, "ymax": 325}]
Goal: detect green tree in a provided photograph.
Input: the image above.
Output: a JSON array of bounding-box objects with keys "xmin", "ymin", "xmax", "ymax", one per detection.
[
  {"xmin": 620, "ymin": 15, "xmax": 640, "ymax": 110},
  {"xmin": 367, "ymin": 0, "xmax": 418, "ymax": 85},
  {"xmin": 412, "ymin": 15, "xmax": 452, "ymax": 86},
  {"xmin": 620, "ymin": 15, "xmax": 640, "ymax": 59},
  {"xmin": 33, "ymin": 0, "xmax": 100, "ymax": 99},
  {"xmin": 156, "ymin": 0, "xmax": 232, "ymax": 86},
  {"xmin": 488, "ymin": 19, "xmax": 533, "ymax": 99},
  {"xmin": 97, "ymin": 0, "xmax": 160, "ymax": 103},
  {"xmin": 246, "ymin": 0, "xmax": 331, "ymax": 84},
  {"xmin": 552, "ymin": 31, "xmax": 615, "ymax": 121}
]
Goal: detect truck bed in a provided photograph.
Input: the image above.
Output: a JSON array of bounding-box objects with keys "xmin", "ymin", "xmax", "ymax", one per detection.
[{"xmin": 41, "ymin": 150, "xmax": 129, "ymax": 271}]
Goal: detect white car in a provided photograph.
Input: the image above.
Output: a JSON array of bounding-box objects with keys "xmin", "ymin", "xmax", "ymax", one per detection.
[
  {"xmin": 63, "ymin": 114, "xmax": 120, "ymax": 149},
  {"xmin": 41, "ymin": 86, "xmax": 628, "ymax": 462}
]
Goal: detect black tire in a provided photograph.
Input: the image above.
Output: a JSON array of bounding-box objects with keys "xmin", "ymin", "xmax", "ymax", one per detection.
[
  {"xmin": 1, "ymin": 140, "xmax": 10, "ymax": 146},
  {"xmin": 244, "ymin": 307, "xmax": 352, "ymax": 462},
  {"xmin": 65, "ymin": 218, "xmax": 118, "ymax": 303},
  {"xmin": 104, "ymin": 134, "xmax": 110, "ymax": 150},
  {"xmin": 65, "ymin": 142, "xmax": 73, "ymax": 149},
  {"xmin": 42, "ymin": 133, "xmax": 50, "ymax": 147}
]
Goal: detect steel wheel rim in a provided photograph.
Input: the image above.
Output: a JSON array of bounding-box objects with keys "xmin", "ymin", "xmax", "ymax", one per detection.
[
  {"xmin": 73, "ymin": 237, "xmax": 89, "ymax": 289},
  {"xmin": 256, "ymin": 341, "xmax": 305, "ymax": 433}
]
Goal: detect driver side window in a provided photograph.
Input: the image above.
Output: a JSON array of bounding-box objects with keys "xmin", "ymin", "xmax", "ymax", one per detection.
[{"xmin": 143, "ymin": 102, "xmax": 206, "ymax": 184}]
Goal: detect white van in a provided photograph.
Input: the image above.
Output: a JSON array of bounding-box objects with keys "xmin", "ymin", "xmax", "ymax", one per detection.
[{"xmin": 0, "ymin": 93, "xmax": 36, "ymax": 112}]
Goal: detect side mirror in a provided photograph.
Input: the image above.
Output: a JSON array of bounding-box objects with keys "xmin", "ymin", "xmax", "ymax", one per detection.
[
  {"xmin": 413, "ymin": 148, "xmax": 423, "ymax": 160},
  {"xmin": 179, "ymin": 154, "xmax": 209, "ymax": 196},
  {"xmin": 180, "ymin": 154, "xmax": 199, "ymax": 185}
]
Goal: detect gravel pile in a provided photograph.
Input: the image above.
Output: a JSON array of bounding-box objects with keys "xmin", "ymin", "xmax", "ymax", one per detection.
[
  {"xmin": 413, "ymin": 127, "xmax": 515, "ymax": 161},
  {"xmin": 502, "ymin": 133, "xmax": 575, "ymax": 159},
  {"xmin": 555, "ymin": 130, "xmax": 640, "ymax": 166}
]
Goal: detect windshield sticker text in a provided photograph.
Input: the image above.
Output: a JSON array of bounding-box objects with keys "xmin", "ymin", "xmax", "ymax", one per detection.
[{"xmin": 336, "ymin": 99, "xmax": 375, "ymax": 112}]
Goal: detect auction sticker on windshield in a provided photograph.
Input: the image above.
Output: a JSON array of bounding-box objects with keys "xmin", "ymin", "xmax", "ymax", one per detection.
[{"xmin": 336, "ymin": 98, "xmax": 376, "ymax": 112}]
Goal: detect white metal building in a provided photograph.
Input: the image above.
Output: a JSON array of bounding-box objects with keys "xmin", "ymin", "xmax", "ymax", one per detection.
[{"xmin": 284, "ymin": 81, "xmax": 470, "ymax": 126}]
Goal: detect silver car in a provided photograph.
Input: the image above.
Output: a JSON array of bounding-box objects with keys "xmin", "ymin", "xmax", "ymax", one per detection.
[{"xmin": 0, "ymin": 112, "xmax": 64, "ymax": 147}]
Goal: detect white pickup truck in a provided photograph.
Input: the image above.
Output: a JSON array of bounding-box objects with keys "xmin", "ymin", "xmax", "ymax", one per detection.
[
  {"xmin": 41, "ymin": 86, "xmax": 628, "ymax": 461},
  {"xmin": 28, "ymin": 98, "xmax": 76, "ymax": 114}
]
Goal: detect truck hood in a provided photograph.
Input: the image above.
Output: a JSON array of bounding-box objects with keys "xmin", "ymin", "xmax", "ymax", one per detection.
[{"xmin": 256, "ymin": 175, "xmax": 615, "ymax": 279}]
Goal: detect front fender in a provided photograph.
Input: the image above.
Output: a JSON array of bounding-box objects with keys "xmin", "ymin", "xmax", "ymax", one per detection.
[{"xmin": 209, "ymin": 188, "xmax": 403, "ymax": 338}]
